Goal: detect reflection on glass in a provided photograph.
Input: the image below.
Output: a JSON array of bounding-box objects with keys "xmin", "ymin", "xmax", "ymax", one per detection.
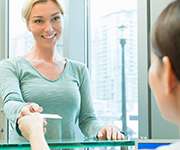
[{"xmin": 89, "ymin": 0, "xmax": 138, "ymax": 139}]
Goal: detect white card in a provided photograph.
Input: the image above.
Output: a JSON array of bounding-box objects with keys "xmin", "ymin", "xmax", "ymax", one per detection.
[{"xmin": 40, "ymin": 113, "xmax": 62, "ymax": 119}]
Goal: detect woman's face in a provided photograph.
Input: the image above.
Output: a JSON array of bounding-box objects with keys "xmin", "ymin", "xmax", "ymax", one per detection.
[{"xmin": 28, "ymin": 0, "xmax": 62, "ymax": 49}]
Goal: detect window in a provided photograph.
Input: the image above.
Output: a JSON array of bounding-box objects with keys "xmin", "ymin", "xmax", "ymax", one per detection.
[{"xmin": 89, "ymin": 0, "xmax": 138, "ymax": 139}]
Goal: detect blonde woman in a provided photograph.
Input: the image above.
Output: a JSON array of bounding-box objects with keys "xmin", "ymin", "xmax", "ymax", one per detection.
[{"xmin": 0, "ymin": 0, "xmax": 124, "ymax": 143}]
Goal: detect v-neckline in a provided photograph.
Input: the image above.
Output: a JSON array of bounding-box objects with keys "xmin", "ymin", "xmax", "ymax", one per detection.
[{"xmin": 21, "ymin": 57, "xmax": 68, "ymax": 82}]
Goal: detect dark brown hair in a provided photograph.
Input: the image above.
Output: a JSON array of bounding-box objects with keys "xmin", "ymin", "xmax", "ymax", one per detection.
[{"xmin": 151, "ymin": 0, "xmax": 180, "ymax": 80}]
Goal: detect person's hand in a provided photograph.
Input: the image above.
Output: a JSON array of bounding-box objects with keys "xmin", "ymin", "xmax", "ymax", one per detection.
[
  {"xmin": 18, "ymin": 113, "xmax": 47, "ymax": 141},
  {"xmin": 96, "ymin": 125, "xmax": 125, "ymax": 140},
  {"xmin": 20, "ymin": 103, "xmax": 43, "ymax": 117}
]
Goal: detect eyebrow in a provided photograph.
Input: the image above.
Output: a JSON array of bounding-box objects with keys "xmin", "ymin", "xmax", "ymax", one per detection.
[
  {"xmin": 32, "ymin": 12, "xmax": 60, "ymax": 18},
  {"xmin": 51, "ymin": 12, "xmax": 60, "ymax": 17}
]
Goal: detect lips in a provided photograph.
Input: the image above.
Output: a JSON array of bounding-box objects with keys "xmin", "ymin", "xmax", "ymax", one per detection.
[{"xmin": 41, "ymin": 33, "xmax": 57, "ymax": 39}]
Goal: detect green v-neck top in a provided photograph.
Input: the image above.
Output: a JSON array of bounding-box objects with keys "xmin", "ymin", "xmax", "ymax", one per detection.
[{"xmin": 0, "ymin": 57, "xmax": 101, "ymax": 142}]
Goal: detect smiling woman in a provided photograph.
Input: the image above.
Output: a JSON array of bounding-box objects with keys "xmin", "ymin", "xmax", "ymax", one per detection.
[
  {"xmin": 24, "ymin": 0, "xmax": 63, "ymax": 59},
  {"xmin": 9, "ymin": 0, "xmax": 64, "ymax": 57},
  {"xmin": 0, "ymin": 0, "xmax": 125, "ymax": 144}
]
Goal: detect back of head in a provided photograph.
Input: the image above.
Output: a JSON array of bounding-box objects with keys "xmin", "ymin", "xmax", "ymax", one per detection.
[
  {"xmin": 151, "ymin": 0, "xmax": 180, "ymax": 80},
  {"xmin": 22, "ymin": 0, "xmax": 64, "ymax": 23}
]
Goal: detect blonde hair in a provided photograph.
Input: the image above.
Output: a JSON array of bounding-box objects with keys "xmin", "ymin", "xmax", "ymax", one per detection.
[{"xmin": 22, "ymin": 0, "xmax": 64, "ymax": 23}]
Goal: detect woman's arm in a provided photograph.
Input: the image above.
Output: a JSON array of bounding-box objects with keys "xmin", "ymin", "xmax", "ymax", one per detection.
[
  {"xmin": 0, "ymin": 60, "xmax": 26, "ymax": 127},
  {"xmin": 78, "ymin": 65, "xmax": 102, "ymax": 137},
  {"xmin": 0, "ymin": 60, "xmax": 42, "ymax": 132},
  {"xmin": 78, "ymin": 65, "xmax": 125, "ymax": 140}
]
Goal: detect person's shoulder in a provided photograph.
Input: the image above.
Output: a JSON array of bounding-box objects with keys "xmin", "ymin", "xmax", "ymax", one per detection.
[
  {"xmin": 67, "ymin": 59, "xmax": 86, "ymax": 67},
  {"xmin": 67, "ymin": 58, "xmax": 87, "ymax": 71},
  {"xmin": 0, "ymin": 57, "xmax": 24, "ymax": 67}
]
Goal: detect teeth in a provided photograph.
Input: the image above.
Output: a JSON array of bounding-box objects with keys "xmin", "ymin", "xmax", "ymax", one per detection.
[{"xmin": 43, "ymin": 33, "xmax": 56, "ymax": 39}]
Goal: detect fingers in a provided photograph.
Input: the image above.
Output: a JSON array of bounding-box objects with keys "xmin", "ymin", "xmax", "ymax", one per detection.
[
  {"xmin": 112, "ymin": 127, "xmax": 125, "ymax": 140},
  {"xmin": 20, "ymin": 103, "xmax": 43, "ymax": 118},
  {"xmin": 97, "ymin": 131, "xmax": 104, "ymax": 139},
  {"xmin": 43, "ymin": 127, "xmax": 47, "ymax": 134},
  {"xmin": 97, "ymin": 126, "xmax": 125, "ymax": 140},
  {"xmin": 97, "ymin": 127, "xmax": 111, "ymax": 140},
  {"xmin": 17, "ymin": 116, "xmax": 23, "ymax": 125},
  {"xmin": 106, "ymin": 127, "xmax": 112, "ymax": 140},
  {"xmin": 112, "ymin": 130, "xmax": 124, "ymax": 140},
  {"xmin": 112, "ymin": 127, "xmax": 117, "ymax": 140},
  {"xmin": 29, "ymin": 103, "xmax": 43, "ymax": 113},
  {"xmin": 20, "ymin": 105, "xmax": 32, "ymax": 117},
  {"xmin": 43, "ymin": 119, "xmax": 47, "ymax": 134}
]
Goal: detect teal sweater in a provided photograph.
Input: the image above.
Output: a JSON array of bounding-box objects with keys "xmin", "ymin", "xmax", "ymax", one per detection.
[{"xmin": 0, "ymin": 57, "xmax": 101, "ymax": 143}]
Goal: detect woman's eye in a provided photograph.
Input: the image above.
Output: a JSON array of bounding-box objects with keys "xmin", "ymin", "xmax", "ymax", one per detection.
[
  {"xmin": 52, "ymin": 16, "xmax": 60, "ymax": 22},
  {"xmin": 34, "ymin": 19, "xmax": 43, "ymax": 24}
]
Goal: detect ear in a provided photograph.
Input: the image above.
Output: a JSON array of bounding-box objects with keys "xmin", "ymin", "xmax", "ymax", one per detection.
[{"xmin": 162, "ymin": 56, "xmax": 177, "ymax": 94}]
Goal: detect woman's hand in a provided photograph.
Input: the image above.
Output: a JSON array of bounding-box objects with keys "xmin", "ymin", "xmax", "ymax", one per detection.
[
  {"xmin": 18, "ymin": 113, "xmax": 47, "ymax": 141},
  {"xmin": 20, "ymin": 103, "xmax": 43, "ymax": 117},
  {"xmin": 96, "ymin": 125, "xmax": 125, "ymax": 140}
]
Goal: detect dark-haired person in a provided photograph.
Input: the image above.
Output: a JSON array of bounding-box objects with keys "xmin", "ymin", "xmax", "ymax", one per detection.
[
  {"xmin": 149, "ymin": 0, "xmax": 180, "ymax": 149},
  {"xmin": 0, "ymin": 0, "xmax": 124, "ymax": 143}
]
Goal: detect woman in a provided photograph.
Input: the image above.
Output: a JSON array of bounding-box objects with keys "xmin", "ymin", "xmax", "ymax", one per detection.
[
  {"xmin": 0, "ymin": 0, "xmax": 124, "ymax": 142},
  {"xmin": 149, "ymin": 0, "xmax": 180, "ymax": 149}
]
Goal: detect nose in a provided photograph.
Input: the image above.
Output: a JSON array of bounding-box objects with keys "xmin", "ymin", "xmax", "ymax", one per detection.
[{"xmin": 44, "ymin": 21, "xmax": 54, "ymax": 33}]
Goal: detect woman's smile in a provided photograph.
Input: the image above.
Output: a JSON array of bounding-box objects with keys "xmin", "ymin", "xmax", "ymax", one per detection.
[{"xmin": 41, "ymin": 33, "xmax": 57, "ymax": 40}]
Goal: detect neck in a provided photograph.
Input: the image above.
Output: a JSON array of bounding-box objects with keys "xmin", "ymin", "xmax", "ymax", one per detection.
[{"xmin": 31, "ymin": 45, "xmax": 56, "ymax": 63}]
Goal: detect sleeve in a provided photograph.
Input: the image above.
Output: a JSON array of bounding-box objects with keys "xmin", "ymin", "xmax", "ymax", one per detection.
[
  {"xmin": 0, "ymin": 60, "xmax": 27, "ymax": 130},
  {"xmin": 78, "ymin": 65, "xmax": 102, "ymax": 137}
]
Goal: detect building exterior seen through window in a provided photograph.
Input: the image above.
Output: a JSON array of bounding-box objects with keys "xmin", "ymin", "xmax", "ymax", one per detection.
[{"xmin": 89, "ymin": 0, "xmax": 138, "ymax": 139}]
